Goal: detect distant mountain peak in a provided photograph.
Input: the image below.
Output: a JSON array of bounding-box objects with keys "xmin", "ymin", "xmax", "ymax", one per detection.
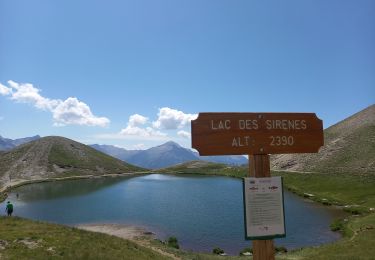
[
  {"xmin": 0, "ymin": 134, "xmax": 41, "ymax": 151},
  {"xmin": 91, "ymin": 140, "xmax": 247, "ymax": 169},
  {"xmin": 161, "ymin": 141, "xmax": 181, "ymax": 147}
]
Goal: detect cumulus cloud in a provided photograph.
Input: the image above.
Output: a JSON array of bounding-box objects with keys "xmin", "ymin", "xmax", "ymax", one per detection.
[
  {"xmin": 153, "ymin": 107, "xmax": 197, "ymax": 129},
  {"xmin": 53, "ymin": 97, "xmax": 110, "ymax": 127},
  {"xmin": 0, "ymin": 83, "xmax": 12, "ymax": 95},
  {"xmin": 177, "ymin": 130, "xmax": 191, "ymax": 139},
  {"xmin": 0, "ymin": 80, "xmax": 110, "ymax": 127},
  {"xmin": 7, "ymin": 80, "xmax": 59, "ymax": 111},
  {"xmin": 120, "ymin": 126, "xmax": 166, "ymax": 137},
  {"xmin": 128, "ymin": 114, "xmax": 148, "ymax": 127},
  {"xmin": 118, "ymin": 114, "xmax": 166, "ymax": 138}
]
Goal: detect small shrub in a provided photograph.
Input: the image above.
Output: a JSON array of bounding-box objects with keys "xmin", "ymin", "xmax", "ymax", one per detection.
[
  {"xmin": 330, "ymin": 219, "xmax": 345, "ymax": 231},
  {"xmin": 166, "ymin": 236, "xmax": 179, "ymax": 249},
  {"xmin": 343, "ymin": 206, "xmax": 367, "ymax": 215},
  {"xmin": 154, "ymin": 239, "xmax": 163, "ymax": 244},
  {"xmin": 239, "ymin": 247, "xmax": 253, "ymax": 255},
  {"xmin": 212, "ymin": 247, "xmax": 224, "ymax": 255},
  {"xmin": 275, "ymin": 246, "xmax": 287, "ymax": 253}
]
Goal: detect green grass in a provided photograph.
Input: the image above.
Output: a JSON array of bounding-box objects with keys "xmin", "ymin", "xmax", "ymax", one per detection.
[
  {"xmin": 0, "ymin": 217, "xmax": 253, "ymax": 260},
  {"xmin": 3, "ymin": 214, "xmax": 373, "ymax": 260},
  {"xmin": 147, "ymin": 239, "xmax": 246, "ymax": 259},
  {"xmin": 158, "ymin": 161, "xmax": 247, "ymax": 178},
  {"xmin": 279, "ymin": 214, "xmax": 375, "ymax": 260},
  {"xmin": 0, "ymin": 216, "xmax": 166, "ymax": 260},
  {"xmin": 275, "ymin": 171, "xmax": 375, "ymax": 210}
]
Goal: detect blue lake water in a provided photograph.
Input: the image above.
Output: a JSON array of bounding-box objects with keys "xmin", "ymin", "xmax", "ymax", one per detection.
[{"xmin": 1, "ymin": 174, "xmax": 345, "ymax": 255}]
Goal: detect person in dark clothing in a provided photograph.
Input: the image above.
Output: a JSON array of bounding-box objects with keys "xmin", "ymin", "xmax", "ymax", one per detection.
[{"xmin": 5, "ymin": 201, "xmax": 13, "ymax": 216}]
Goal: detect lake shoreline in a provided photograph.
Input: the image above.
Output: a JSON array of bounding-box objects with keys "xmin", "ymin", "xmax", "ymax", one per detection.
[
  {"xmin": 2, "ymin": 169, "xmax": 353, "ymax": 211},
  {"xmin": 75, "ymin": 223, "xmax": 156, "ymax": 241},
  {"xmin": 75, "ymin": 223, "xmax": 181, "ymax": 259},
  {"xmin": 1, "ymin": 170, "xmax": 372, "ymax": 258},
  {"xmin": 0, "ymin": 171, "xmax": 149, "ymax": 203},
  {"xmin": 3, "ymin": 173, "xmax": 347, "ymax": 254},
  {"xmin": 2, "ymin": 170, "xmax": 357, "ymax": 218}
]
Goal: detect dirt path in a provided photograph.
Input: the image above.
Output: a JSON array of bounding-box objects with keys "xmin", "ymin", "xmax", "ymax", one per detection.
[{"xmin": 77, "ymin": 224, "xmax": 181, "ymax": 260}]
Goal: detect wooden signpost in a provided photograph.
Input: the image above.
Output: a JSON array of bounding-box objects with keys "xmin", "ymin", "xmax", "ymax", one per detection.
[{"xmin": 191, "ymin": 112, "xmax": 324, "ymax": 260}]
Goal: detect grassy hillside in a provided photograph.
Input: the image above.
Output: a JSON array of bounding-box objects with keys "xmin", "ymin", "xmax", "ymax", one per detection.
[
  {"xmin": 279, "ymin": 213, "xmax": 375, "ymax": 260},
  {"xmin": 157, "ymin": 160, "xmax": 247, "ymax": 178},
  {"xmin": 0, "ymin": 136, "xmax": 144, "ymax": 192},
  {"xmin": 1, "ymin": 213, "xmax": 374, "ymax": 260},
  {"xmin": 276, "ymin": 171, "xmax": 375, "ymax": 212},
  {"xmin": 272, "ymin": 104, "xmax": 375, "ymax": 175},
  {"xmin": 0, "ymin": 216, "xmax": 166, "ymax": 260},
  {"xmin": 47, "ymin": 137, "xmax": 143, "ymax": 174}
]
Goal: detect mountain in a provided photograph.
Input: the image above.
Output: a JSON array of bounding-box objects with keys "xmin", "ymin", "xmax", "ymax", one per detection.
[
  {"xmin": 271, "ymin": 104, "xmax": 375, "ymax": 174},
  {"xmin": 91, "ymin": 141, "xmax": 248, "ymax": 169},
  {"xmin": 195, "ymin": 153, "xmax": 248, "ymax": 166},
  {"xmin": 11, "ymin": 135, "xmax": 41, "ymax": 146},
  {"xmin": 0, "ymin": 135, "xmax": 40, "ymax": 151},
  {"xmin": 158, "ymin": 160, "xmax": 228, "ymax": 173},
  {"xmin": 0, "ymin": 136, "xmax": 144, "ymax": 191},
  {"xmin": 0, "ymin": 136, "xmax": 14, "ymax": 151},
  {"xmin": 156, "ymin": 160, "xmax": 249, "ymax": 179},
  {"xmin": 90, "ymin": 144, "xmax": 140, "ymax": 161},
  {"xmin": 129, "ymin": 141, "xmax": 198, "ymax": 169}
]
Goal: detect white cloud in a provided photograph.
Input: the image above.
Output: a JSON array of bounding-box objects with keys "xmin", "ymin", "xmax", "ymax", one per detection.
[
  {"xmin": 95, "ymin": 132, "xmax": 168, "ymax": 141},
  {"xmin": 153, "ymin": 107, "xmax": 197, "ymax": 129},
  {"xmin": 53, "ymin": 97, "xmax": 110, "ymax": 127},
  {"xmin": 177, "ymin": 130, "xmax": 191, "ymax": 139},
  {"xmin": 9, "ymin": 80, "xmax": 61, "ymax": 111},
  {"xmin": 0, "ymin": 80, "xmax": 110, "ymax": 127},
  {"xmin": 0, "ymin": 83, "xmax": 12, "ymax": 95},
  {"xmin": 116, "ymin": 114, "xmax": 167, "ymax": 139},
  {"xmin": 128, "ymin": 114, "xmax": 148, "ymax": 127},
  {"xmin": 120, "ymin": 126, "xmax": 166, "ymax": 137},
  {"xmin": 95, "ymin": 108, "xmax": 197, "ymax": 143}
]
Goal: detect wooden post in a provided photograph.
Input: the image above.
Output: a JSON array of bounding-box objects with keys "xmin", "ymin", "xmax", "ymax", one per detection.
[{"xmin": 248, "ymin": 154, "xmax": 275, "ymax": 260}]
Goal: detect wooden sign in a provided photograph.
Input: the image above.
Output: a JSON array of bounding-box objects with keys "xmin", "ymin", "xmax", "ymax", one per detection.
[
  {"xmin": 191, "ymin": 113, "xmax": 323, "ymax": 155},
  {"xmin": 191, "ymin": 112, "xmax": 324, "ymax": 260}
]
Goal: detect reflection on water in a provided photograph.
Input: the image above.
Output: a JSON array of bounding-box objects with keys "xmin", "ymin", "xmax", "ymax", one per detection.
[
  {"xmin": 11, "ymin": 177, "xmax": 126, "ymax": 202},
  {"xmin": 1, "ymin": 174, "xmax": 346, "ymax": 255}
]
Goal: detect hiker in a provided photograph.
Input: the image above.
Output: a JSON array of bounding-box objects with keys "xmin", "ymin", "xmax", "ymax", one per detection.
[{"xmin": 5, "ymin": 201, "xmax": 13, "ymax": 216}]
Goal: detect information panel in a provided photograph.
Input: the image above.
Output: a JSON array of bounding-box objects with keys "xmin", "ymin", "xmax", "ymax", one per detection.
[{"xmin": 243, "ymin": 176, "xmax": 286, "ymax": 240}]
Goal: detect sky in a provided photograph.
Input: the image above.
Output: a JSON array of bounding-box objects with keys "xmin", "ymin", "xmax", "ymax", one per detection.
[{"xmin": 0, "ymin": 0, "xmax": 374, "ymax": 150}]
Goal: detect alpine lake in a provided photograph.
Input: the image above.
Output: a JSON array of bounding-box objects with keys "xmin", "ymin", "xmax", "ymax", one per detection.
[{"xmin": 1, "ymin": 174, "xmax": 346, "ymax": 255}]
